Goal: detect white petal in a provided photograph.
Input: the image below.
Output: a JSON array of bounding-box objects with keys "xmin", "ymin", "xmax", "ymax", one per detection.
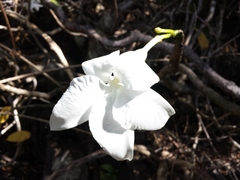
[
  {"xmin": 50, "ymin": 75, "xmax": 106, "ymax": 131},
  {"xmin": 89, "ymin": 91, "xmax": 134, "ymax": 161},
  {"xmin": 113, "ymin": 87, "xmax": 175, "ymax": 130},
  {"xmin": 114, "ymin": 49, "xmax": 159, "ymax": 90},
  {"xmin": 82, "ymin": 51, "xmax": 120, "ymax": 83}
]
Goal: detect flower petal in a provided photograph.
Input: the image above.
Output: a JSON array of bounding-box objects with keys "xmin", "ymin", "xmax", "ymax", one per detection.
[
  {"xmin": 82, "ymin": 51, "xmax": 120, "ymax": 83},
  {"xmin": 50, "ymin": 75, "xmax": 106, "ymax": 130},
  {"xmin": 89, "ymin": 91, "xmax": 134, "ymax": 161},
  {"xmin": 114, "ymin": 49, "xmax": 159, "ymax": 90},
  {"xmin": 113, "ymin": 87, "xmax": 175, "ymax": 130}
]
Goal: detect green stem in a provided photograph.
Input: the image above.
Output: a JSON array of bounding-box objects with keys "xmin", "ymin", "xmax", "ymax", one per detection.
[{"xmin": 155, "ymin": 27, "xmax": 180, "ymax": 37}]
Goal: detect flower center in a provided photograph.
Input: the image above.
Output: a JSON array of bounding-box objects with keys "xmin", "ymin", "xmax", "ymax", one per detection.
[{"xmin": 110, "ymin": 76, "xmax": 123, "ymax": 88}]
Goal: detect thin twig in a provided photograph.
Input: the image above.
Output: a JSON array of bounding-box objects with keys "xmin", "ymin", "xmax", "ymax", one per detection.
[
  {"xmin": 0, "ymin": 64, "xmax": 83, "ymax": 84},
  {"xmin": 229, "ymin": 136, "xmax": 240, "ymax": 150},
  {"xmin": 189, "ymin": 0, "xmax": 216, "ymax": 47},
  {"xmin": 45, "ymin": 150, "xmax": 106, "ymax": 180},
  {"xmin": 0, "ymin": 1, "xmax": 17, "ymax": 53},
  {"xmin": 0, "ymin": 120, "xmax": 16, "ymax": 135},
  {"xmin": 48, "ymin": 9, "xmax": 88, "ymax": 37},
  {"xmin": 192, "ymin": 110, "xmax": 202, "ymax": 163},
  {"xmin": 182, "ymin": 45, "xmax": 240, "ymax": 99},
  {"xmin": 18, "ymin": 114, "xmax": 92, "ymax": 135},
  {"xmin": 0, "ymin": 83, "xmax": 50, "ymax": 99},
  {"xmin": 178, "ymin": 64, "xmax": 240, "ymax": 116},
  {"xmin": 5, "ymin": 10, "xmax": 74, "ymax": 80},
  {"xmin": 198, "ymin": 114, "xmax": 218, "ymax": 153},
  {"xmin": 0, "ymin": 43, "xmax": 62, "ymax": 87}
]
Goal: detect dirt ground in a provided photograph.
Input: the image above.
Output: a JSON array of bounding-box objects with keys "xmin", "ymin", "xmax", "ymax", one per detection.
[{"xmin": 0, "ymin": 0, "xmax": 240, "ymax": 179}]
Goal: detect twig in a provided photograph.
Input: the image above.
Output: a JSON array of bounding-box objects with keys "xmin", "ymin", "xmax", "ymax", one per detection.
[
  {"xmin": 178, "ymin": 64, "xmax": 240, "ymax": 116},
  {"xmin": 0, "ymin": 83, "xmax": 50, "ymax": 99},
  {"xmin": 134, "ymin": 144, "xmax": 159, "ymax": 159},
  {"xmin": 0, "ymin": 1, "xmax": 17, "ymax": 54},
  {"xmin": 45, "ymin": 150, "xmax": 106, "ymax": 180},
  {"xmin": 17, "ymin": 114, "xmax": 49, "ymax": 124},
  {"xmin": 48, "ymin": 9, "xmax": 88, "ymax": 37},
  {"xmin": 211, "ymin": 33, "xmax": 240, "ymax": 57},
  {"xmin": 0, "ymin": 43, "xmax": 62, "ymax": 87},
  {"xmin": 189, "ymin": 0, "xmax": 216, "ymax": 47},
  {"xmin": 229, "ymin": 136, "xmax": 240, "ymax": 150},
  {"xmin": 184, "ymin": 0, "xmax": 192, "ymax": 32},
  {"xmin": 192, "ymin": 111, "xmax": 202, "ymax": 163},
  {"xmin": 0, "ymin": 120, "xmax": 16, "ymax": 135},
  {"xmin": 184, "ymin": 10, "xmax": 197, "ymax": 46},
  {"xmin": 0, "ymin": 64, "xmax": 83, "ymax": 84},
  {"xmin": 5, "ymin": 10, "xmax": 74, "ymax": 80},
  {"xmin": 18, "ymin": 114, "xmax": 92, "ymax": 135},
  {"xmin": 182, "ymin": 45, "xmax": 240, "ymax": 99},
  {"xmin": 12, "ymin": 98, "xmax": 21, "ymax": 131},
  {"xmin": 0, "ymin": 25, "xmax": 19, "ymax": 31},
  {"xmin": 198, "ymin": 113, "xmax": 218, "ymax": 153},
  {"xmin": 11, "ymin": 97, "xmax": 22, "ymax": 160},
  {"xmin": 216, "ymin": 0, "xmax": 226, "ymax": 40}
]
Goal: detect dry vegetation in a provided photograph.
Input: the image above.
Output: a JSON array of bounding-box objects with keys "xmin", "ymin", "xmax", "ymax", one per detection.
[{"xmin": 0, "ymin": 0, "xmax": 240, "ymax": 179}]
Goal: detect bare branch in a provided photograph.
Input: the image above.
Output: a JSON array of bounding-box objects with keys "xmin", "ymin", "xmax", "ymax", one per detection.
[
  {"xmin": 0, "ymin": 83, "xmax": 50, "ymax": 99},
  {"xmin": 178, "ymin": 64, "xmax": 240, "ymax": 116},
  {"xmin": 5, "ymin": 10, "xmax": 74, "ymax": 80}
]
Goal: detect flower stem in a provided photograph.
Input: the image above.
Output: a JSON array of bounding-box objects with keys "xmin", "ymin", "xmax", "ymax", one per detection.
[{"xmin": 143, "ymin": 34, "xmax": 171, "ymax": 52}]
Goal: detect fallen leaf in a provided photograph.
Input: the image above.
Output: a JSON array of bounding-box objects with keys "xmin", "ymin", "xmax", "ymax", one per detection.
[
  {"xmin": 0, "ymin": 106, "xmax": 11, "ymax": 124},
  {"xmin": 197, "ymin": 31, "xmax": 209, "ymax": 50},
  {"xmin": 7, "ymin": 130, "xmax": 31, "ymax": 143}
]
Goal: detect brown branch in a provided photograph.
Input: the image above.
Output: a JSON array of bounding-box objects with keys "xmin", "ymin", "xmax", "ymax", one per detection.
[
  {"xmin": 5, "ymin": 10, "xmax": 74, "ymax": 80},
  {"xmin": 158, "ymin": 30, "xmax": 184, "ymax": 79},
  {"xmin": 178, "ymin": 64, "xmax": 240, "ymax": 117},
  {"xmin": 0, "ymin": 83, "xmax": 50, "ymax": 99},
  {"xmin": 0, "ymin": 64, "xmax": 83, "ymax": 84},
  {"xmin": 48, "ymin": 8, "xmax": 88, "ymax": 37},
  {"xmin": 0, "ymin": 43, "xmax": 62, "ymax": 87},
  {"xmin": 0, "ymin": 1, "xmax": 17, "ymax": 54},
  {"xmin": 189, "ymin": 0, "xmax": 216, "ymax": 47},
  {"xmin": 182, "ymin": 45, "xmax": 240, "ymax": 99}
]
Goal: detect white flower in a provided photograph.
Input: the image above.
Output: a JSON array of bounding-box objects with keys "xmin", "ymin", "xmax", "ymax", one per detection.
[{"xmin": 50, "ymin": 36, "xmax": 175, "ymax": 161}]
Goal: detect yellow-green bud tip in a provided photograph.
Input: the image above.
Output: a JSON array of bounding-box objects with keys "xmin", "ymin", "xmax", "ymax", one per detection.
[{"xmin": 154, "ymin": 27, "xmax": 181, "ymax": 38}]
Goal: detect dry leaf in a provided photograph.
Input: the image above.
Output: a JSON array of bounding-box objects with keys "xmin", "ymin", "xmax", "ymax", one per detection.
[
  {"xmin": 0, "ymin": 106, "xmax": 11, "ymax": 124},
  {"xmin": 197, "ymin": 31, "xmax": 209, "ymax": 49},
  {"xmin": 7, "ymin": 130, "xmax": 31, "ymax": 143}
]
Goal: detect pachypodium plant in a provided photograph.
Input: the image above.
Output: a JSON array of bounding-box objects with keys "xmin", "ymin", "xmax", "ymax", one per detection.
[{"xmin": 50, "ymin": 28, "xmax": 178, "ymax": 161}]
